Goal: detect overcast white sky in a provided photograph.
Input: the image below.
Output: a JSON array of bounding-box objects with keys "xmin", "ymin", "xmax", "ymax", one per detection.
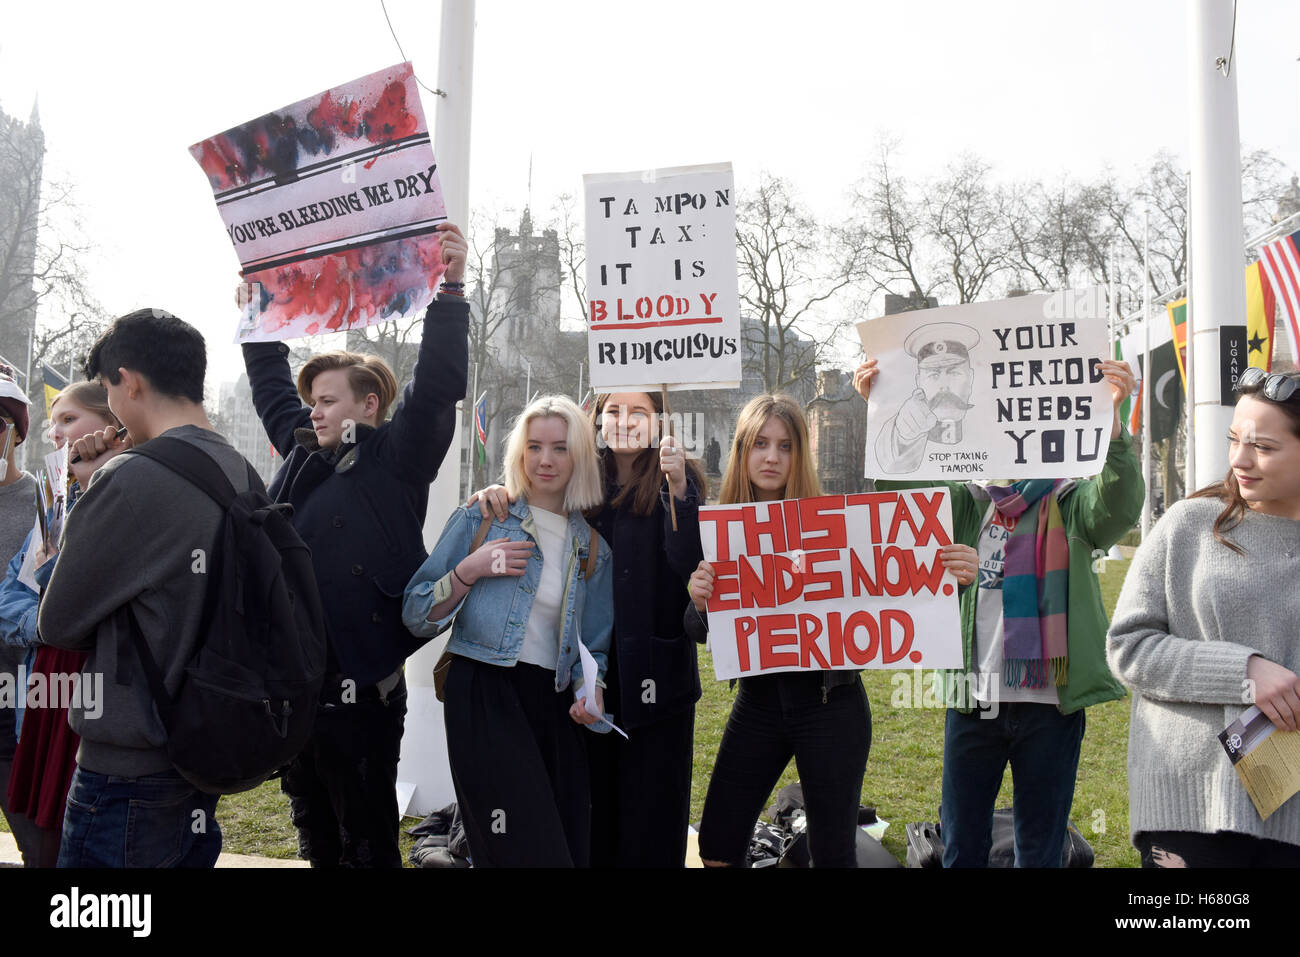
[{"xmin": 2, "ymin": 0, "xmax": 1298, "ymax": 388}]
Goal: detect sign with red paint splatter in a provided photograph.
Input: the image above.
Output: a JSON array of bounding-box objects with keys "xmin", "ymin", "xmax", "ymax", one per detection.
[
  {"xmin": 190, "ymin": 62, "xmax": 447, "ymax": 342},
  {"xmin": 583, "ymin": 163, "xmax": 741, "ymax": 391},
  {"xmin": 699, "ymin": 491, "xmax": 962, "ymax": 680}
]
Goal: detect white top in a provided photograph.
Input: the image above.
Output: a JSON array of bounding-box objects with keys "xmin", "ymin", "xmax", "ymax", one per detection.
[
  {"xmin": 517, "ymin": 506, "xmax": 569, "ymax": 670},
  {"xmin": 973, "ymin": 501, "xmax": 1060, "ymax": 706}
]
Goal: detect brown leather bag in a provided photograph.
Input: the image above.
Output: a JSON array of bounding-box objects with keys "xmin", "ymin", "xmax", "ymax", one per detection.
[{"xmin": 433, "ymin": 517, "xmax": 599, "ymax": 702}]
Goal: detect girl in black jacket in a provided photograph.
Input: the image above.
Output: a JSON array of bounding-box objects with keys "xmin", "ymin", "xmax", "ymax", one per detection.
[{"xmin": 688, "ymin": 393, "xmax": 973, "ymax": 867}]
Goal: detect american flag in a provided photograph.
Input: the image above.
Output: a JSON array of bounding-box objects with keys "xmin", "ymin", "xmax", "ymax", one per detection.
[{"xmin": 1257, "ymin": 229, "xmax": 1300, "ymax": 359}]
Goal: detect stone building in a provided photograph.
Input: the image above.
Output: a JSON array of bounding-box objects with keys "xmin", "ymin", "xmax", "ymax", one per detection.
[
  {"xmin": 217, "ymin": 374, "xmax": 281, "ymax": 485},
  {"xmin": 464, "ymin": 209, "xmax": 583, "ymax": 495},
  {"xmin": 807, "ymin": 368, "xmax": 869, "ymax": 494}
]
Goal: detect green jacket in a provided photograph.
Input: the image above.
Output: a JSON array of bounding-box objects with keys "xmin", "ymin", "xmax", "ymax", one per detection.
[{"xmin": 878, "ymin": 429, "xmax": 1143, "ymax": 714}]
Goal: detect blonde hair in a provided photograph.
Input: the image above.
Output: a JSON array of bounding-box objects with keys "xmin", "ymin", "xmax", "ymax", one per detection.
[
  {"xmin": 297, "ymin": 352, "xmax": 399, "ymax": 422},
  {"xmin": 502, "ymin": 395, "xmax": 603, "ymax": 511},
  {"xmin": 718, "ymin": 393, "xmax": 822, "ymax": 505}
]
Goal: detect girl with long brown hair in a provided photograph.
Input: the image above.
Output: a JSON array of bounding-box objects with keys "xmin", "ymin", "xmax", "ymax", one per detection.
[
  {"xmin": 1108, "ymin": 369, "xmax": 1300, "ymax": 867},
  {"xmin": 688, "ymin": 393, "xmax": 976, "ymax": 867}
]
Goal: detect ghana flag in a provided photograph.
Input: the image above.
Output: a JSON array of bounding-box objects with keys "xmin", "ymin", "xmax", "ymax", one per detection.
[{"xmin": 1244, "ymin": 260, "xmax": 1276, "ymax": 371}]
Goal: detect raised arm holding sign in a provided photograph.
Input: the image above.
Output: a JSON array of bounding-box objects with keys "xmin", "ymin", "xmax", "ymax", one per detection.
[{"xmin": 854, "ymin": 318, "xmax": 1143, "ymax": 868}]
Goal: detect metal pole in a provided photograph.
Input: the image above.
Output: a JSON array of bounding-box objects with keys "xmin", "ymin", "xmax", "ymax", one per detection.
[
  {"xmin": 403, "ymin": 0, "xmax": 476, "ymax": 818},
  {"xmin": 1188, "ymin": 0, "xmax": 1246, "ymax": 490},
  {"xmin": 23, "ymin": 326, "xmax": 33, "ymax": 472},
  {"xmin": 1184, "ymin": 171, "xmax": 1195, "ymax": 494},
  {"xmin": 1142, "ymin": 210, "xmax": 1153, "ymax": 539}
]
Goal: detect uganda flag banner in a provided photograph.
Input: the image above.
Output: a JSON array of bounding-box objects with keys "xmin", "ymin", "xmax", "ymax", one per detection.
[
  {"xmin": 1167, "ymin": 298, "xmax": 1188, "ymax": 389},
  {"xmin": 1244, "ymin": 260, "xmax": 1276, "ymax": 371}
]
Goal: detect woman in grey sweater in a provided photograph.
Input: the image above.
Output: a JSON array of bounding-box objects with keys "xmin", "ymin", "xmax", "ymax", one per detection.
[{"xmin": 1107, "ymin": 368, "xmax": 1300, "ymax": 867}]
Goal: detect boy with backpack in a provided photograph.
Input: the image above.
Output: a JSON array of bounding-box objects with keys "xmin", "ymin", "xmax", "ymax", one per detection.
[{"xmin": 39, "ymin": 309, "xmax": 263, "ymax": 868}]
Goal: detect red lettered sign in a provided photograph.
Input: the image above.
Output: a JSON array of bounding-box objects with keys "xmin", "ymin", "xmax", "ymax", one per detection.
[{"xmin": 699, "ymin": 491, "xmax": 962, "ymax": 680}]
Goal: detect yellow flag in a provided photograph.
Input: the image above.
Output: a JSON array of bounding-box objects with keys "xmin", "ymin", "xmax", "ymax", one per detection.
[{"xmin": 1244, "ymin": 260, "xmax": 1276, "ymax": 371}]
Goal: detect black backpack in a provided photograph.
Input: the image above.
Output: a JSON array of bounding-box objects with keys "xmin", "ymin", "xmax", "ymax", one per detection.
[
  {"xmin": 904, "ymin": 808, "xmax": 1095, "ymax": 868},
  {"xmin": 123, "ymin": 437, "xmax": 327, "ymax": 795}
]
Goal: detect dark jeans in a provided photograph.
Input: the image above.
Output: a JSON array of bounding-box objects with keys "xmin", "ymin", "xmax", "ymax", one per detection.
[
  {"xmin": 444, "ymin": 656, "xmax": 591, "ymax": 868},
  {"xmin": 57, "ymin": 766, "xmax": 221, "ymax": 868},
  {"xmin": 587, "ymin": 706, "xmax": 694, "ymax": 868},
  {"xmin": 699, "ymin": 672, "xmax": 871, "ymax": 868},
  {"xmin": 1137, "ymin": 830, "xmax": 1300, "ymax": 867},
  {"xmin": 940, "ymin": 702, "xmax": 1085, "ymax": 868},
  {"xmin": 281, "ymin": 674, "xmax": 407, "ymax": 868}
]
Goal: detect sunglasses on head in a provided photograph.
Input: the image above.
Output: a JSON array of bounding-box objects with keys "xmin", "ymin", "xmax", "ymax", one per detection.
[{"xmin": 1234, "ymin": 366, "xmax": 1300, "ymax": 403}]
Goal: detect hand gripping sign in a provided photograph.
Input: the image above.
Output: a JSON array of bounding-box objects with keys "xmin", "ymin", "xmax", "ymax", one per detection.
[
  {"xmin": 191, "ymin": 62, "xmax": 447, "ymax": 343},
  {"xmin": 700, "ymin": 491, "xmax": 962, "ymax": 681}
]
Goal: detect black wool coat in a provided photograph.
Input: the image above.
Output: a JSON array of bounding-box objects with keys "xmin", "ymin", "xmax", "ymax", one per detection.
[
  {"xmin": 589, "ymin": 477, "xmax": 704, "ymax": 731},
  {"xmin": 241, "ymin": 295, "xmax": 469, "ymax": 687}
]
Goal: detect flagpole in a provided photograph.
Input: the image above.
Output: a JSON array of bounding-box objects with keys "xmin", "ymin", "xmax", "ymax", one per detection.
[
  {"xmin": 23, "ymin": 327, "xmax": 33, "ymax": 472},
  {"xmin": 1188, "ymin": 0, "xmax": 1246, "ymax": 490},
  {"xmin": 402, "ymin": 0, "xmax": 476, "ymax": 820},
  {"xmin": 470, "ymin": 358, "xmax": 479, "ymax": 492},
  {"xmin": 1142, "ymin": 210, "xmax": 1153, "ymax": 539},
  {"xmin": 1108, "ymin": 241, "xmax": 1117, "ymax": 352},
  {"xmin": 1184, "ymin": 170, "xmax": 1195, "ymax": 495}
]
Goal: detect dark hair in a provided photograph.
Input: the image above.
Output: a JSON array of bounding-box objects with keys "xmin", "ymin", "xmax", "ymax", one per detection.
[
  {"xmin": 1190, "ymin": 372, "xmax": 1300, "ymax": 554},
  {"xmin": 588, "ymin": 391, "xmax": 707, "ymax": 517},
  {"xmin": 84, "ymin": 308, "xmax": 206, "ymax": 403}
]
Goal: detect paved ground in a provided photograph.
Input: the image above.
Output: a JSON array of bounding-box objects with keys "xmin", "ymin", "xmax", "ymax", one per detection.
[{"xmin": 0, "ymin": 831, "xmax": 309, "ymax": 868}]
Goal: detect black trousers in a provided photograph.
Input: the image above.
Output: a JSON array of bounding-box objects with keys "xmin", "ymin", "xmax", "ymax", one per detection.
[
  {"xmin": 699, "ymin": 672, "xmax": 871, "ymax": 868},
  {"xmin": 444, "ymin": 656, "xmax": 591, "ymax": 867},
  {"xmin": 587, "ymin": 705, "xmax": 695, "ymax": 868},
  {"xmin": 1137, "ymin": 829, "xmax": 1300, "ymax": 867},
  {"xmin": 280, "ymin": 674, "xmax": 407, "ymax": 868},
  {"xmin": 0, "ymin": 755, "xmax": 57, "ymax": 867}
]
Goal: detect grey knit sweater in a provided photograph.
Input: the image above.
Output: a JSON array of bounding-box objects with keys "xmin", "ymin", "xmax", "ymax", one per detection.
[{"xmin": 1107, "ymin": 496, "xmax": 1300, "ymax": 845}]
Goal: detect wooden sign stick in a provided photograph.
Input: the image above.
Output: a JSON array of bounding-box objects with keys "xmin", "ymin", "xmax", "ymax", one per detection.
[{"xmin": 662, "ymin": 383, "xmax": 678, "ymax": 532}]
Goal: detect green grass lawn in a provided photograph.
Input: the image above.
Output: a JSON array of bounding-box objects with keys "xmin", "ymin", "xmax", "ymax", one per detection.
[{"xmin": 3, "ymin": 558, "xmax": 1139, "ymax": 866}]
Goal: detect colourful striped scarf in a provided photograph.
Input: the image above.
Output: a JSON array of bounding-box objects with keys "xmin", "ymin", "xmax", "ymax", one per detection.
[{"xmin": 985, "ymin": 479, "xmax": 1069, "ymax": 689}]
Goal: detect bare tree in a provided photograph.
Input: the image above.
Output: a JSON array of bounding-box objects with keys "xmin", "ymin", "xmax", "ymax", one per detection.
[
  {"xmin": 849, "ymin": 142, "xmax": 932, "ymax": 302},
  {"xmin": 736, "ymin": 173, "xmax": 869, "ymax": 393},
  {"xmin": 0, "ymin": 112, "xmax": 105, "ymax": 402},
  {"xmin": 922, "ymin": 154, "xmax": 1013, "ymax": 304}
]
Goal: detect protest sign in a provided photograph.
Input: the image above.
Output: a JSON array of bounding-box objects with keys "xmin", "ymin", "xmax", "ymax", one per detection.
[
  {"xmin": 858, "ymin": 290, "xmax": 1113, "ymax": 480},
  {"xmin": 699, "ymin": 491, "xmax": 962, "ymax": 681},
  {"xmin": 191, "ymin": 62, "xmax": 447, "ymax": 343},
  {"xmin": 583, "ymin": 163, "xmax": 741, "ymax": 391}
]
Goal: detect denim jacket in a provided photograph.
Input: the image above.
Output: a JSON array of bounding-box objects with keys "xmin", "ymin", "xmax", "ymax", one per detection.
[
  {"xmin": 402, "ymin": 496, "xmax": 614, "ymax": 711},
  {"xmin": 0, "ymin": 517, "xmax": 61, "ymax": 738}
]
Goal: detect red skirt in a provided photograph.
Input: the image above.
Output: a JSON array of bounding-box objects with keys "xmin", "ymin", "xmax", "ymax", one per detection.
[{"xmin": 6, "ymin": 646, "xmax": 85, "ymax": 831}]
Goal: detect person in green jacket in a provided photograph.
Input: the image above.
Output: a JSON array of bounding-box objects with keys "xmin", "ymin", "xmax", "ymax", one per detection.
[{"xmin": 854, "ymin": 354, "xmax": 1142, "ymax": 867}]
